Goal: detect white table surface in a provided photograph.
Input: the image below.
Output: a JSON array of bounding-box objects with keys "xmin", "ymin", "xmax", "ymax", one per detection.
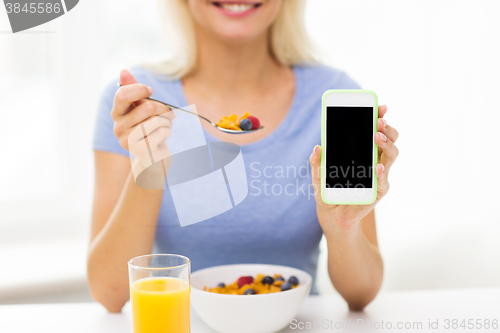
[{"xmin": 1, "ymin": 288, "xmax": 499, "ymax": 333}]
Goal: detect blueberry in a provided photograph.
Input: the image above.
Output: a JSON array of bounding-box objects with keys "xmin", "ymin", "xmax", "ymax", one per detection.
[
  {"xmin": 281, "ymin": 282, "xmax": 292, "ymax": 291},
  {"xmin": 262, "ymin": 276, "xmax": 274, "ymax": 285},
  {"xmin": 244, "ymin": 288, "xmax": 256, "ymax": 295},
  {"xmin": 288, "ymin": 276, "xmax": 299, "ymax": 286},
  {"xmin": 239, "ymin": 118, "xmax": 253, "ymax": 131},
  {"xmin": 217, "ymin": 283, "xmax": 225, "ymax": 288},
  {"xmin": 276, "ymin": 276, "xmax": 285, "ymax": 282}
]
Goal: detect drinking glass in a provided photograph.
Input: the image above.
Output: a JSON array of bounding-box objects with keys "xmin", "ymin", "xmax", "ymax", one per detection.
[{"xmin": 128, "ymin": 254, "xmax": 191, "ymax": 333}]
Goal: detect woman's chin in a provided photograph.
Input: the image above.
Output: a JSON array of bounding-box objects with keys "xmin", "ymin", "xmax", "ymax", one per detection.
[
  {"xmin": 221, "ymin": 34, "xmax": 259, "ymax": 43},
  {"xmin": 211, "ymin": 26, "xmax": 265, "ymax": 44}
]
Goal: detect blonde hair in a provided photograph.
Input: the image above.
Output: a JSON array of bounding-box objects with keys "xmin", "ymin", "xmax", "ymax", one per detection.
[{"xmin": 148, "ymin": 0, "xmax": 317, "ymax": 79}]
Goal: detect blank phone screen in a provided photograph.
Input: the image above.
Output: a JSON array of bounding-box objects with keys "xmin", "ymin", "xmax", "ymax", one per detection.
[{"xmin": 325, "ymin": 106, "xmax": 373, "ymax": 189}]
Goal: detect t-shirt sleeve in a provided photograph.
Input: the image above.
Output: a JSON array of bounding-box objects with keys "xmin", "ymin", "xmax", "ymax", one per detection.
[{"xmin": 92, "ymin": 80, "xmax": 129, "ymax": 157}]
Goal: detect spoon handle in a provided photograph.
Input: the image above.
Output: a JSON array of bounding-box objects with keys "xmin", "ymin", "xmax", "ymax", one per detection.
[
  {"xmin": 116, "ymin": 83, "xmax": 216, "ymax": 126},
  {"xmin": 147, "ymin": 97, "xmax": 216, "ymax": 126}
]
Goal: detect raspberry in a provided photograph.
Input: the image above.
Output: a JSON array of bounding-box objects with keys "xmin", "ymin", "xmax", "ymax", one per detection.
[
  {"xmin": 246, "ymin": 116, "xmax": 260, "ymax": 130},
  {"xmin": 237, "ymin": 276, "xmax": 254, "ymax": 288}
]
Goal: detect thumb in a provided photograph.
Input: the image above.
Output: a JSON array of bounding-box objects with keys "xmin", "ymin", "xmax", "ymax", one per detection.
[
  {"xmin": 309, "ymin": 145, "xmax": 322, "ymax": 189},
  {"xmin": 120, "ymin": 69, "xmax": 138, "ymax": 86}
]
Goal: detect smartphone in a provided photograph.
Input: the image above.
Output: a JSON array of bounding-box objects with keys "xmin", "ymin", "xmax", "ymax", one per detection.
[{"xmin": 321, "ymin": 90, "xmax": 378, "ymax": 205}]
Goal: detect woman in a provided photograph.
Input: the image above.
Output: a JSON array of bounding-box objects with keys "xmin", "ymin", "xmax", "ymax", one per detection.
[{"xmin": 88, "ymin": 0, "xmax": 399, "ymax": 312}]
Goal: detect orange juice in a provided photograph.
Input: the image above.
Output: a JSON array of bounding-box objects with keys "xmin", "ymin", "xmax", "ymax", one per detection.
[{"xmin": 131, "ymin": 277, "xmax": 190, "ymax": 333}]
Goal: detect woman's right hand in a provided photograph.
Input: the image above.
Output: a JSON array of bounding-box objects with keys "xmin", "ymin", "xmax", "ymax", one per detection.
[{"xmin": 111, "ymin": 70, "xmax": 175, "ymax": 168}]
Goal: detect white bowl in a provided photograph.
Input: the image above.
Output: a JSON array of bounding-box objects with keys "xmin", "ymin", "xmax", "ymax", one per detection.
[{"xmin": 191, "ymin": 264, "xmax": 312, "ymax": 333}]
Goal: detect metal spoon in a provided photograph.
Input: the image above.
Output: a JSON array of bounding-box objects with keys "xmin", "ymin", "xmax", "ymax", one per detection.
[
  {"xmin": 117, "ymin": 83, "xmax": 264, "ymax": 134},
  {"xmin": 149, "ymin": 97, "xmax": 264, "ymax": 134}
]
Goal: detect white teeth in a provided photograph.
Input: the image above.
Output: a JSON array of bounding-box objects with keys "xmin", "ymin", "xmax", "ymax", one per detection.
[{"xmin": 220, "ymin": 3, "xmax": 255, "ymax": 12}]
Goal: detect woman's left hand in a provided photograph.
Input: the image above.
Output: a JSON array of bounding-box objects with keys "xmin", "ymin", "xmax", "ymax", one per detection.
[{"xmin": 309, "ymin": 105, "xmax": 399, "ymax": 230}]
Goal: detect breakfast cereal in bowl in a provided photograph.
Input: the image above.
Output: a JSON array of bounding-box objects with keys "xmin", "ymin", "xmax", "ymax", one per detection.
[
  {"xmin": 204, "ymin": 274, "xmax": 300, "ymax": 295},
  {"xmin": 191, "ymin": 264, "xmax": 312, "ymax": 333}
]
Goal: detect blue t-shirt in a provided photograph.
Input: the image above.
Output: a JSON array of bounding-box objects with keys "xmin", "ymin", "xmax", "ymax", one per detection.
[{"xmin": 93, "ymin": 65, "xmax": 360, "ymax": 294}]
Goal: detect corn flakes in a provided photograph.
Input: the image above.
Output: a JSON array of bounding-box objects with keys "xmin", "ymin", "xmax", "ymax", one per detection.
[{"xmin": 203, "ymin": 274, "xmax": 299, "ymax": 295}]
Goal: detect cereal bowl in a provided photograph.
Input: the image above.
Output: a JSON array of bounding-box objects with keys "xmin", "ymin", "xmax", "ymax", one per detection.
[{"xmin": 191, "ymin": 264, "xmax": 312, "ymax": 333}]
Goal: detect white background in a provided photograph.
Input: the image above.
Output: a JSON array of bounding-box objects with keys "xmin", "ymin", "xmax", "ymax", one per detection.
[{"xmin": 0, "ymin": 0, "xmax": 499, "ymax": 303}]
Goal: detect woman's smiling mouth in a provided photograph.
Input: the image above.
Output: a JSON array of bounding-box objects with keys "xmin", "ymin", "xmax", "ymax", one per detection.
[{"xmin": 212, "ymin": 1, "xmax": 262, "ymax": 16}]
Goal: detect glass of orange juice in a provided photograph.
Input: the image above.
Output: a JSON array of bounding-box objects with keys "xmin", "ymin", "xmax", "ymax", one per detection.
[{"xmin": 128, "ymin": 254, "xmax": 191, "ymax": 333}]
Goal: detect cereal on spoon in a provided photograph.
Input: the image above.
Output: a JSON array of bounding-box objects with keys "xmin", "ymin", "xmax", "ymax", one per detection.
[{"xmin": 216, "ymin": 112, "xmax": 260, "ymax": 131}]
